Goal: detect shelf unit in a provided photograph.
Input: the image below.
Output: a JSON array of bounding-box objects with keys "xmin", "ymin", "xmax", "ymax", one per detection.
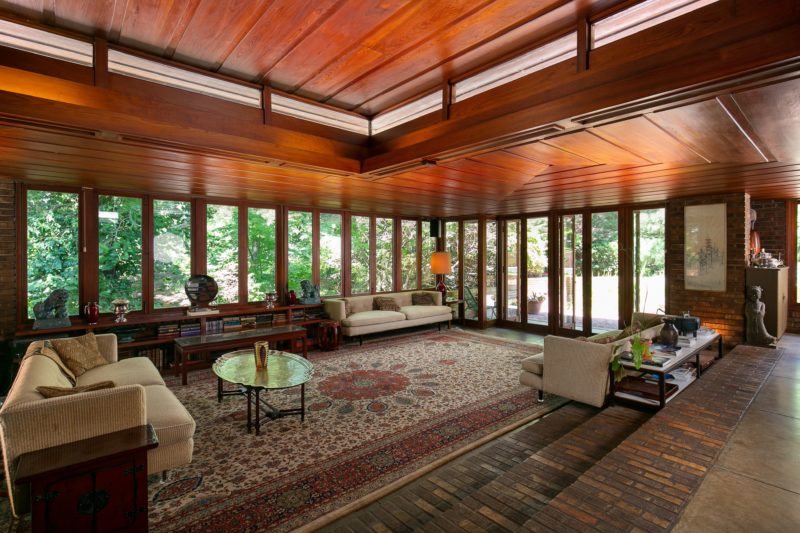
[{"xmin": 14, "ymin": 304, "xmax": 326, "ymax": 374}]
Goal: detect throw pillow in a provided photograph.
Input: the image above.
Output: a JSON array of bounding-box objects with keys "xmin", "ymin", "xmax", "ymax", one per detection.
[
  {"xmin": 412, "ymin": 292, "xmax": 435, "ymax": 306},
  {"xmin": 49, "ymin": 333, "xmax": 108, "ymax": 377},
  {"xmin": 26, "ymin": 341, "xmax": 77, "ymax": 385},
  {"xmin": 37, "ymin": 380, "xmax": 115, "ymax": 399},
  {"xmin": 373, "ymin": 297, "xmax": 401, "ymax": 312}
]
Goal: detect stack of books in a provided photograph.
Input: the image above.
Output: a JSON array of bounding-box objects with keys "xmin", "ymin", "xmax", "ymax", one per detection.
[
  {"xmin": 678, "ymin": 335, "xmax": 697, "ymax": 347},
  {"xmin": 223, "ymin": 317, "xmax": 242, "ymax": 332},
  {"xmin": 207, "ymin": 319, "xmax": 223, "ymax": 334},
  {"xmin": 157, "ymin": 324, "xmax": 180, "ymax": 337},
  {"xmin": 180, "ymin": 323, "xmax": 201, "ymax": 337},
  {"xmin": 240, "ymin": 315, "xmax": 256, "ymax": 329},
  {"xmin": 255, "ymin": 314, "xmax": 272, "ymax": 326},
  {"xmin": 272, "ymin": 311, "xmax": 288, "ymax": 324},
  {"xmin": 291, "ymin": 309, "xmax": 306, "ymax": 320},
  {"xmin": 140, "ymin": 348, "xmax": 166, "ymax": 370}
]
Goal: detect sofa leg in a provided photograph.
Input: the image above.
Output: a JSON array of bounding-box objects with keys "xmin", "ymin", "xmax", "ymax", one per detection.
[
  {"xmin": 162, "ymin": 470, "xmax": 169, "ymax": 483},
  {"xmin": 537, "ymin": 389, "xmax": 544, "ymax": 403},
  {"xmin": 438, "ymin": 322, "xmax": 441, "ymax": 331},
  {"xmin": 359, "ymin": 336, "xmax": 363, "ymax": 346}
]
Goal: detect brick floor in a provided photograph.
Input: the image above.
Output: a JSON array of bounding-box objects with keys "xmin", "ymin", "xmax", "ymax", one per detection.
[{"xmin": 325, "ymin": 344, "xmax": 780, "ymax": 532}]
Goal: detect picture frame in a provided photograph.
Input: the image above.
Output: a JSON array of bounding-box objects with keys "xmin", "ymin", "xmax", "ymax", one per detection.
[{"xmin": 684, "ymin": 203, "xmax": 726, "ymax": 291}]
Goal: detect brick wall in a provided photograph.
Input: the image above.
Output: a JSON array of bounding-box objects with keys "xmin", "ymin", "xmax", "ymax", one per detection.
[
  {"xmin": 751, "ymin": 199, "xmax": 787, "ymax": 259},
  {"xmin": 667, "ymin": 193, "xmax": 750, "ymax": 346},
  {"xmin": 0, "ymin": 180, "xmax": 16, "ymax": 341}
]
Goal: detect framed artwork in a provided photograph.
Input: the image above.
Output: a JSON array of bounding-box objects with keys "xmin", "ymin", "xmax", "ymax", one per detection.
[{"xmin": 684, "ymin": 203, "xmax": 726, "ymax": 291}]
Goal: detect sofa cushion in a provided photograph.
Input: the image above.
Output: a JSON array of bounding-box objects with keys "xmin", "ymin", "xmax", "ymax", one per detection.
[
  {"xmin": 343, "ymin": 296, "xmax": 373, "ymax": 315},
  {"xmin": 144, "ymin": 385, "xmax": 196, "ymax": 447},
  {"xmin": 37, "ymin": 380, "xmax": 115, "ymax": 398},
  {"xmin": 77, "ymin": 357, "xmax": 166, "ymax": 387},
  {"xmin": 521, "ymin": 353, "xmax": 544, "ymax": 375},
  {"xmin": 412, "ymin": 292, "xmax": 436, "ymax": 305},
  {"xmin": 399, "ymin": 305, "xmax": 451, "ymax": 320},
  {"xmin": 373, "ymin": 296, "xmax": 400, "ymax": 312},
  {"xmin": 25, "ymin": 341, "xmax": 77, "ymax": 385},
  {"xmin": 342, "ymin": 310, "xmax": 406, "ymax": 327},
  {"xmin": 49, "ymin": 333, "xmax": 108, "ymax": 377}
]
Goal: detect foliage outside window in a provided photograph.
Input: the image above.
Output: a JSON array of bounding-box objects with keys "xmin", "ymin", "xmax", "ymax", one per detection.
[
  {"xmin": 421, "ymin": 221, "xmax": 435, "ymax": 288},
  {"xmin": 98, "ymin": 195, "xmax": 142, "ymax": 312},
  {"xmin": 26, "ymin": 190, "xmax": 80, "ymax": 318},
  {"xmin": 463, "ymin": 221, "xmax": 479, "ymax": 320},
  {"xmin": 248, "ymin": 207, "xmax": 276, "ymax": 301},
  {"xmin": 591, "ymin": 212, "xmax": 619, "ymax": 332},
  {"xmin": 375, "ymin": 217, "xmax": 394, "ymax": 292},
  {"xmin": 486, "ymin": 220, "xmax": 497, "ymax": 320},
  {"xmin": 527, "ymin": 217, "xmax": 549, "ymax": 326},
  {"xmin": 401, "ymin": 219, "xmax": 418, "ymax": 290},
  {"xmin": 634, "ymin": 208, "xmax": 666, "ymax": 313},
  {"xmin": 350, "ymin": 215, "xmax": 371, "ymax": 294},
  {"xmin": 287, "ymin": 210, "xmax": 313, "ymax": 293},
  {"xmin": 320, "ymin": 213, "xmax": 342, "ymax": 296},
  {"xmin": 445, "ymin": 221, "xmax": 460, "ymax": 291},
  {"xmin": 206, "ymin": 204, "xmax": 239, "ymax": 304},
  {"xmin": 153, "ymin": 199, "xmax": 191, "ymax": 308}
]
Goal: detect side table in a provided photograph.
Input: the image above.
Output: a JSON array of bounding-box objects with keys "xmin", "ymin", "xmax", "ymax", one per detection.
[
  {"xmin": 316, "ymin": 320, "xmax": 341, "ymax": 351},
  {"xmin": 445, "ymin": 299, "xmax": 465, "ymax": 327},
  {"xmin": 15, "ymin": 424, "xmax": 158, "ymax": 533}
]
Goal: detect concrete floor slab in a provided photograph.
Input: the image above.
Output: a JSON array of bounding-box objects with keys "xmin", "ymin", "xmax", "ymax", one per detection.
[
  {"xmin": 749, "ymin": 375, "xmax": 800, "ymax": 418},
  {"xmin": 771, "ymin": 353, "xmax": 800, "ymax": 380},
  {"xmin": 673, "ymin": 468, "xmax": 800, "ymax": 533}
]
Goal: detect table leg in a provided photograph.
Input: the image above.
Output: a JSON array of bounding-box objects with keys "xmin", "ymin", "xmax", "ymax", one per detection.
[
  {"xmin": 718, "ymin": 336, "xmax": 723, "ymax": 359},
  {"xmin": 302, "ymin": 336, "xmax": 307, "ymax": 359},
  {"xmin": 217, "ymin": 377, "xmax": 222, "ymax": 403},
  {"xmin": 696, "ymin": 351, "xmax": 702, "ymax": 378},
  {"xmin": 246, "ymin": 388, "xmax": 252, "ymax": 434},
  {"xmin": 174, "ymin": 347, "xmax": 182, "ymax": 379},
  {"xmin": 659, "ymin": 373, "xmax": 666, "ymax": 409},
  {"xmin": 301, "ymin": 383, "xmax": 305, "ymax": 422},
  {"xmin": 255, "ymin": 389, "xmax": 261, "ymax": 436}
]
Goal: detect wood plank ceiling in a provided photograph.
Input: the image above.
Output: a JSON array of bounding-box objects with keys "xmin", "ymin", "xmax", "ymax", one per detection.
[{"xmin": 0, "ymin": 1, "xmax": 799, "ymax": 216}]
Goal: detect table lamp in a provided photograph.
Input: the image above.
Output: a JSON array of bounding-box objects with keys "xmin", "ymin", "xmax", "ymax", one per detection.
[{"xmin": 430, "ymin": 252, "xmax": 452, "ymax": 304}]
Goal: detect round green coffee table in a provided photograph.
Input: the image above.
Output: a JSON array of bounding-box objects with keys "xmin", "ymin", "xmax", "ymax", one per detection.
[{"xmin": 212, "ymin": 349, "xmax": 313, "ymax": 435}]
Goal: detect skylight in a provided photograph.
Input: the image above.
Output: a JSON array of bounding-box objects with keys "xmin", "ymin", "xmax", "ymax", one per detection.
[
  {"xmin": 592, "ymin": 0, "xmax": 719, "ymax": 49},
  {"xmin": 0, "ymin": 18, "xmax": 93, "ymax": 66},
  {"xmin": 271, "ymin": 93, "xmax": 370, "ymax": 135},
  {"xmin": 371, "ymin": 91, "xmax": 443, "ymax": 135},
  {"xmin": 453, "ymin": 33, "xmax": 577, "ymax": 103},
  {"xmin": 108, "ymin": 50, "xmax": 262, "ymax": 108}
]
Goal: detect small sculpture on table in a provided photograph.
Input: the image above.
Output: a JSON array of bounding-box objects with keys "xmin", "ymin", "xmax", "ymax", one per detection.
[
  {"xmin": 298, "ymin": 280, "xmax": 321, "ymax": 304},
  {"xmin": 745, "ymin": 285, "xmax": 776, "ymax": 347},
  {"xmin": 32, "ymin": 288, "xmax": 71, "ymax": 330},
  {"xmin": 184, "ymin": 274, "xmax": 220, "ymax": 316}
]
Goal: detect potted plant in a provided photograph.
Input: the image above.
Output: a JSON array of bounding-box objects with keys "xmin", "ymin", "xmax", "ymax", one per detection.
[{"xmin": 527, "ymin": 292, "xmax": 546, "ymax": 315}]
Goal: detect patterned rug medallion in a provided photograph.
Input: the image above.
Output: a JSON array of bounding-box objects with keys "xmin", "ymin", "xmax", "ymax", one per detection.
[{"xmin": 150, "ymin": 329, "xmax": 558, "ymax": 531}]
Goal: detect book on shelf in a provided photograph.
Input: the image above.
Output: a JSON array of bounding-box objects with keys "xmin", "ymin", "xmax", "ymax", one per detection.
[
  {"xmin": 157, "ymin": 324, "xmax": 180, "ymax": 337},
  {"xmin": 240, "ymin": 315, "xmax": 256, "ymax": 328},
  {"xmin": 206, "ymin": 319, "xmax": 223, "ymax": 333},
  {"xmin": 186, "ymin": 308, "xmax": 220, "ymax": 317},
  {"xmin": 223, "ymin": 317, "xmax": 242, "ymax": 332}
]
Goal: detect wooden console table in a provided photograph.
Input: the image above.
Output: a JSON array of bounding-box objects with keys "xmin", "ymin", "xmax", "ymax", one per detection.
[
  {"xmin": 173, "ymin": 325, "xmax": 307, "ymax": 385},
  {"xmin": 16, "ymin": 425, "xmax": 158, "ymax": 533}
]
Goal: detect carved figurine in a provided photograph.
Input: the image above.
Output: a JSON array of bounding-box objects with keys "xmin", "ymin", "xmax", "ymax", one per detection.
[
  {"xmin": 745, "ymin": 285, "xmax": 776, "ymax": 346},
  {"xmin": 298, "ymin": 279, "xmax": 321, "ymax": 304},
  {"xmin": 33, "ymin": 288, "xmax": 69, "ymax": 319}
]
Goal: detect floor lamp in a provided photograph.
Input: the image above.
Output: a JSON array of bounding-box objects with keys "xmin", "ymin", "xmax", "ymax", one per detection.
[{"xmin": 431, "ymin": 252, "xmax": 452, "ymax": 304}]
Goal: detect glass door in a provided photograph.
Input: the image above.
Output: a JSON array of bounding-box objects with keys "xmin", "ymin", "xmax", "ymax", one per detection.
[
  {"xmin": 504, "ymin": 220, "xmax": 521, "ymax": 322},
  {"xmin": 463, "ymin": 221, "xmax": 479, "ymax": 322},
  {"xmin": 526, "ymin": 217, "xmax": 549, "ymax": 326},
  {"xmin": 560, "ymin": 214, "xmax": 583, "ymax": 331},
  {"xmin": 485, "ymin": 220, "xmax": 498, "ymax": 322},
  {"xmin": 590, "ymin": 211, "xmax": 619, "ymax": 332},
  {"xmin": 634, "ymin": 207, "xmax": 666, "ymax": 313}
]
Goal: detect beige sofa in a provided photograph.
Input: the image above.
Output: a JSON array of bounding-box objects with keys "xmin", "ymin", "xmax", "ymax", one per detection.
[
  {"xmin": 519, "ymin": 313, "xmax": 664, "ymax": 408},
  {"xmin": 0, "ymin": 333, "xmax": 195, "ymax": 517},
  {"xmin": 324, "ymin": 291, "xmax": 452, "ymax": 341}
]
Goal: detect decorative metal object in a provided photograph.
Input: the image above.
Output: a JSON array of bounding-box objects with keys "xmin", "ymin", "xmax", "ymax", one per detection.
[
  {"xmin": 298, "ymin": 280, "xmax": 321, "ymax": 304},
  {"xmin": 84, "ymin": 302, "xmax": 100, "ymax": 325},
  {"xmin": 32, "ymin": 288, "xmax": 71, "ymax": 330},
  {"xmin": 254, "ymin": 341, "xmax": 269, "ymax": 369},
  {"xmin": 112, "ymin": 299, "xmax": 129, "ymax": 323},
  {"xmin": 265, "ymin": 292, "xmax": 278, "ymax": 309},
  {"xmin": 184, "ymin": 274, "xmax": 219, "ymax": 310},
  {"xmin": 658, "ymin": 317, "xmax": 680, "ymax": 347},
  {"xmin": 745, "ymin": 285, "xmax": 777, "ymax": 346}
]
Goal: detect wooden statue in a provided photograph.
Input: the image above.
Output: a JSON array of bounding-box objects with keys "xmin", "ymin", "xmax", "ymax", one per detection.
[{"xmin": 745, "ymin": 285, "xmax": 776, "ymax": 346}]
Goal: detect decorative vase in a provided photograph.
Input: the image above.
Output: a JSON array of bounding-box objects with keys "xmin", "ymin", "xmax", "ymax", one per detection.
[
  {"xmin": 184, "ymin": 275, "xmax": 218, "ymax": 310},
  {"xmin": 254, "ymin": 341, "xmax": 269, "ymax": 370},
  {"xmin": 527, "ymin": 300, "xmax": 543, "ymax": 315},
  {"xmin": 84, "ymin": 301, "xmax": 99, "ymax": 325},
  {"xmin": 288, "ymin": 290, "xmax": 297, "ymax": 305},
  {"xmin": 111, "ymin": 299, "xmax": 129, "ymax": 323},
  {"xmin": 659, "ymin": 318, "xmax": 680, "ymax": 347}
]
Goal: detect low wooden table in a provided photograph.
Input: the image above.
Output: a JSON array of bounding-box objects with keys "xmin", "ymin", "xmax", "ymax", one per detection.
[
  {"xmin": 16, "ymin": 425, "xmax": 158, "ymax": 533},
  {"xmin": 173, "ymin": 325, "xmax": 307, "ymax": 385}
]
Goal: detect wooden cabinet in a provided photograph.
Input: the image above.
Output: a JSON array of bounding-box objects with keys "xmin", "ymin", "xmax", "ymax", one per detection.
[{"xmin": 746, "ymin": 267, "xmax": 788, "ymax": 339}]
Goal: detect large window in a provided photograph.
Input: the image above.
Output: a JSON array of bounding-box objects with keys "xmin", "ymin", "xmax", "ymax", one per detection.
[
  {"xmin": 400, "ymin": 219, "xmax": 418, "ymax": 290},
  {"xmin": 463, "ymin": 221, "xmax": 479, "ymax": 320},
  {"xmin": 287, "ymin": 211, "xmax": 313, "ymax": 293},
  {"xmin": 591, "ymin": 212, "xmax": 619, "ymax": 332},
  {"xmin": 504, "ymin": 220, "xmax": 521, "ymax": 322},
  {"xmin": 350, "ymin": 215, "xmax": 371, "ymax": 294},
  {"xmin": 247, "ymin": 207, "xmax": 276, "ymax": 301},
  {"xmin": 445, "ymin": 221, "xmax": 460, "ymax": 293},
  {"xmin": 153, "ymin": 199, "xmax": 191, "ymax": 309},
  {"xmin": 26, "ymin": 190, "xmax": 80, "ymax": 318},
  {"xmin": 486, "ymin": 220, "xmax": 497, "ymax": 320},
  {"xmin": 98, "ymin": 195, "xmax": 142, "ymax": 312},
  {"xmin": 560, "ymin": 214, "xmax": 583, "ymax": 330},
  {"xmin": 320, "ymin": 213, "xmax": 342, "ymax": 296},
  {"xmin": 634, "ymin": 208, "xmax": 666, "ymax": 313},
  {"xmin": 527, "ymin": 217, "xmax": 549, "ymax": 326},
  {"xmin": 206, "ymin": 204, "xmax": 239, "ymax": 304},
  {"xmin": 375, "ymin": 217, "xmax": 394, "ymax": 292}
]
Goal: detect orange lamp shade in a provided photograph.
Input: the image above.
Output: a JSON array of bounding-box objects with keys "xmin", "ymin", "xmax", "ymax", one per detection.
[{"xmin": 430, "ymin": 252, "xmax": 452, "ymax": 275}]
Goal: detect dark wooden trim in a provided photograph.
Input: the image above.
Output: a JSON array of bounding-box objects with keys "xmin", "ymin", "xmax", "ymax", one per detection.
[
  {"xmin": 577, "ymin": 14, "xmax": 590, "ymax": 72},
  {"xmin": 619, "ymin": 206, "xmax": 633, "ymax": 326},
  {"xmin": 548, "ymin": 213, "xmax": 559, "ymax": 334},
  {"xmin": 262, "ymin": 87, "xmax": 271, "ymax": 126},
  {"xmin": 416, "ymin": 220, "xmax": 423, "ymax": 289},
  {"xmin": 276, "ymin": 205, "xmax": 288, "ymax": 303},
  {"xmin": 312, "ymin": 210, "xmax": 320, "ymax": 288},
  {"xmin": 192, "ymin": 199, "xmax": 205, "ymax": 276},
  {"xmin": 142, "ymin": 196, "xmax": 153, "ymax": 313},
  {"xmin": 477, "ymin": 217, "xmax": 486, "ymax": 329},
  {"xmin": 393, "ymin": 217, "xmax": 402, "ymax": 292},
  {"xmin": 442, "ymin": 83, "xmax": 452, "ymax": 121},
  {"xmin": 81, "ymin": 187, "xmax": 98, "ymax": 310},
  {"xmin": 520, "ymin": 218, "xmax": 528, "ymax": 326},
  {"xmin": 369, "ymin": 215, "xmax": 377, "ymax": 294},
  {"xmin": 457, "ymin": 220, "xmax": 464, "ymax": 303},
  {"xmin": 15, "ymin": 182, "xmax": 26, "ymax": 324},
  {"xmin": 93, "ymin": 37, "xmax": 109, "ymax": 88},
  {"xmin": 788, "ymin": 200, "xmax": 797, "ymax": 309}
]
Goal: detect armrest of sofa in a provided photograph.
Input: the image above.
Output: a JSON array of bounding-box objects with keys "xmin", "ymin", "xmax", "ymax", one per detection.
[
  {"xmin": 95, "ymin": 333, "xmax": 119, "ymax": 363},
  {"xmin": 324, "ymin": 299, "xmax": 346, "ymax": 322},
  {"xmin": 543, "ymin": 336, "xmax": 615, "ymax": 408},
  {"xmin": 0, "ymin": 384, "xmax": 146, "ymax": 517}
]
